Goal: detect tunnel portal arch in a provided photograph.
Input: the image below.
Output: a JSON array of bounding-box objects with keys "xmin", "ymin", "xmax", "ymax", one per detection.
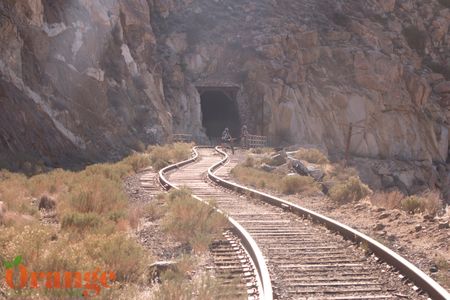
[{"xmin": 198, "ymin": 87, "xmax": 241, "ymax": 140}]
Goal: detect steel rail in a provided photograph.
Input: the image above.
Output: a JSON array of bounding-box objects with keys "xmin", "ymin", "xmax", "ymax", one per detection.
[
  {"xmin": 158, "ymin": 146, "xmax": 274, "ymax": 300},
  {"xmin": 208, "ymin": 146, "xmax": 450, "ymax": 300}
]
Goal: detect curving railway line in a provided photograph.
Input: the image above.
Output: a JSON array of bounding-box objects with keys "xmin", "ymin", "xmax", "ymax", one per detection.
[{"xmin": 158, "ymin": 147, "xmax": 450, "ymax": 300}]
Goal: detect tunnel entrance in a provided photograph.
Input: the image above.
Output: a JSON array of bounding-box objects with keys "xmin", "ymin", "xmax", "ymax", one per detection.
[{"xmin": 199, "ymin": 89, "xmax": 241, "ymax": 140}]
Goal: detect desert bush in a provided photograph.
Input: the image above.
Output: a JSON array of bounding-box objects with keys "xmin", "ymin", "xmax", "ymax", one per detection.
[
  {"xmin": 122, "ymin": 153, "xmax": 150, "ymax": 173},
  {"xmin": 84, "ymin": 162, "xmax": 132, "ymax": 183},
  {"xmin": 370, "ymin": 190, "xmax": 405, "ymax": 209},
  {"xmin": 163, "ymin": 189, "xmax": 228, "ymax": 252},
  {"xmin": 231, "ymin": 166, "xmax": 282, "ymax": 191},
  {"xmin": 329, "ymin": 176, "xmax": 371, "ymax": 203},
  {"xmin": 0, "ymin": 171, "xmax": 31, "ymax": 214},
  {"xmin": 243, "ymin": 156, "xmax": 255, "ymax": 167},
  {"xmin": 61, "ymin": 212, "xmax": 103, "ymax": 233},
  {"xmin": 400, "ymin": 190, "xmax": 442, "ymax": 215},
  {"xmin": 281, "ymin": 175, "xmax": 319, "ymax": 195},
  {"xmin": 403, "ymin": 25, "xmax": 426, "ymax": 55},
  {"xmin": 84, "ymin": 233, "xmax": 150, "ymax": 282},
  {"xmin": 149, "ymin": 143, "xmax": 192, "ymax": 170},
  {"xmin": 60, "ymin": 174, "xmax": 128, "ymax": 216},
  {"xmin": 294, "ymin": 148, "xmax": 329, "ymax": 164}
]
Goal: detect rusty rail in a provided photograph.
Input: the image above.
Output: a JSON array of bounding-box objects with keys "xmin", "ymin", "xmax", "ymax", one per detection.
[
  {"xmin": 208, "ymin": 146, "xmax": 450, "ymax": 300},
  {"xmin": 158, "ymin": 147, "xmax": 273, "ymax": 300}
]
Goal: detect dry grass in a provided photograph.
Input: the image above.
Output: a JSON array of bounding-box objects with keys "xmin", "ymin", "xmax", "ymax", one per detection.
[
  {"xmin": 250, "ymin": 147, "xmax": 274, "ymax": 155},
  {"xmin": 329, "ymin": 176, "xmax": 371, "ymax": 204},
  {"xmin": 0, "ymin": 143, "xmax": 196, "ymax": 298},
  {"xmin": 231, "ymin": 166, "xmax": 320, "ymax": 195},
  {"xmin": 148, "ymin": 143, "xmax": 193, "ymax": 170},
  {"xmin": 162, "ymin": 189, "xmax": 228, "ymax": 252},
  {"xmin": 281, "ymin": 175, "xmax": 320, "ymax": 195},
  {"xmin": 370, "ymin": 190, "xmax": 405, "ymax": 210},
  {"xmin": 231, "ymin": 165, "xmax": 282, "ymax": 190},
  {"xmin": 293, "ymin": 148, "xmax": 329, "ymax": 164}
]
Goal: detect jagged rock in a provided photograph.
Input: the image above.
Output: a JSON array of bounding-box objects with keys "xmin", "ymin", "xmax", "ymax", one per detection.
[
  {"xmin": 415, "ymin": 224, "xmax": 423, "ymax": 232},
  {"xmin": 290, "ymin": 159, "xmax": 309, "ymax": 176},
  {"xmin": 260, "ymin": 163, "xmax": 276, "ymax": 172},
  {"xmin": 307, "ymin": 165, "xmax": 325, "ymax": 181}
]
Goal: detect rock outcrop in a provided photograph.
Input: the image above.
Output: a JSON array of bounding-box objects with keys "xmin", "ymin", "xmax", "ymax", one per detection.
[
  {"xmin": 0, "ymin": 0, "xmax": 171, "ymax": 169},
  {"xmin": 1, "ymin": 0, "xmax": 450, "ymax": 180}
]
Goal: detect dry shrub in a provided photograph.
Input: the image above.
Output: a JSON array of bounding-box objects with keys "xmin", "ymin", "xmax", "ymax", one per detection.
[
  {"xmin": 61, "ymin": 212, "xmax": 103, "ymax": 233},
  {"xmin": 84, "ymin": 163, "xmax": 132, "ymax": 183},
  {"xmin": 232, "ymin": 166, "xmax": 319, "ymax": 195},
  {"xmin": 250, "ymin": 147, "xmax": 274, "ymax": 154},
  {"xmin": 60, "ymin": 174, "xmax": 128, "ymax": 216},
  {"xmin": 84, "ymin": 233, "xmax": 150, "ymax": 282},
  {"xmin": 231, "ymin": 166, "xmax": 282, "ymax": 190},
  {"xmin": 29, "ymin": 169, "xmax": 75, "ymax": 197},
  {"xmin": 329, "ymin": 176, "xmax": 371, "ymax": 204},
  {"xmin": 243, "ymin": 156, "xmax": 255, "ymax": 167},
  {"xmin": 401, "ymin": 190, "xmax": 442, "ymax": 215},
  {"xmin": 294, "ymin": 148, "xmax": 329, "ymax": 164},
  {"xmin": 122, "ymin": 153, "xmax": 151, "ymax": 173},
  {"xmin": 281, "ymin": 175, "xmax": 319, "ymax": 195},
  {"xmin": 370, "ymin": 190, "xmax": 405, "ymax": 210},
  {"xmin": 163, "ymin": 189, "xmax": 228, "ymax": 252},
  {"xmin": 0, "ymin": 171, "xmax": 31, "ymax": 214},
  {"xmin": 148, "ymin": 143, "xmax": 193, "ymax": 171},
  {"xmin": 154, "ymin": 270, "xmax": 242, "ymax": 300}
]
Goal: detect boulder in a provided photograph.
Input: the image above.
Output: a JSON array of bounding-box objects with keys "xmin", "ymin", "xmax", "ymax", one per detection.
[
  {"xmin": 290, "ymin": 159, "xmax": 309, "ymax": 176},
  {"xmin": 307, "ymin": 165, "xmax": 325, "ymax": 181}
]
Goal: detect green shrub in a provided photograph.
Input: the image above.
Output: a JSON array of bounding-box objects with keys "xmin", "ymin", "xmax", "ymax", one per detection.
[
  {"xmin": 401, "ymin": 196, "xmax": 424, "ymax": 214},
  {"xmin": 329, "ymin": 176, "xmax": 371, "ymax": 203},
  {"xmin": 400, "ymin": 191, "xmax": 442, "ymax": 215},
  {"xmin": 294, "ymin": 148, "xmax": 329, "ymax": 164}
]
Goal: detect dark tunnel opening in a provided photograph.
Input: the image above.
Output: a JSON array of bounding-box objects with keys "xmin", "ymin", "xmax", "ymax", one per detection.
[{"xmin": 200, "ymin": 90, "xmax": 241, "ymax": 139}]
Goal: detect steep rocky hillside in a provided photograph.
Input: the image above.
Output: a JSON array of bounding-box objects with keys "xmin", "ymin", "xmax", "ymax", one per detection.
[{"xmin": 1, "ymin": 0, "xmax": 450, "ymax": 195}]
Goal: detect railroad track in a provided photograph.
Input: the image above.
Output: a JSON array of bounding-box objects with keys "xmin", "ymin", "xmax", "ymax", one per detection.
[{"xmin": 159, "ymin": 147, "xmax": 450, "ymax": 300}]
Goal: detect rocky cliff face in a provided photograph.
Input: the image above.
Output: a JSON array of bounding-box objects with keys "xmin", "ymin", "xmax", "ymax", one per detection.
[
  {"xmin": 1, "ymin": 0, "xmax": 450, "ymax": 194},
  {"xmin": 0, "ymin": 0, "xmax": 170, "ymax": 169}
]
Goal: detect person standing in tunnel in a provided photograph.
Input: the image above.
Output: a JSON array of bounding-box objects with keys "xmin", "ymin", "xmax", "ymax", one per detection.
[
  {"xmin": 241, "ymin": 124, "xmax": 249, "ymax": 149},
  {"xmin": 221, "ymin": 127, "xmax": 234, "ymax": 154}
]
